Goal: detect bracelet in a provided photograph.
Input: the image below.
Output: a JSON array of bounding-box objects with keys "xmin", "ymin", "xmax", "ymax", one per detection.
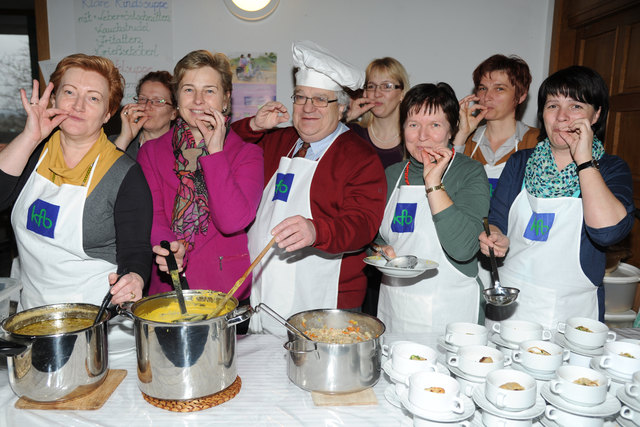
[
  {"xmin": 576, "ymin": 159, "xmax": 600, "ymax": 172},
  {"xmin": 425, "ymin": 184, "xmax": 445, "ymax": 194}
]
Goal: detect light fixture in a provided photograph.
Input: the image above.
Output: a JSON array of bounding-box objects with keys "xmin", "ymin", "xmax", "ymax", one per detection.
[{"xmin": 224, "ymin": 0, "xmax": 279, "ymax": 21}]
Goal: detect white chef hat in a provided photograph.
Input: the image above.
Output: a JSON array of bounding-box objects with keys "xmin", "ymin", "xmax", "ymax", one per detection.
[{"xmin": 292, "ymin": 40, "xmax": 364, "ymax": 91}]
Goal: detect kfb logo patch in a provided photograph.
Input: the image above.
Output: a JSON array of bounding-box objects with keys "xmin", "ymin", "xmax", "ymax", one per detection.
[
  {"xmin": 523, "ymin": 212, "xmax": 555, "ymax": 242},
  {"xmin": 391, "ymin": 203, "xmax": 417, "ymax": 233},
  {"xmin": 27, "ymin": 199, "xmax": 59, "ymax": 238},
  {"xmin": 272, "ymin": 173, "xmax": 294, "ymax": 202}
]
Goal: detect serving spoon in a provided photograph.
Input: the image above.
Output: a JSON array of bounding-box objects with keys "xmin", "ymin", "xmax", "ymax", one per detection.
[
  {"xmin": 370, "ymin": 245, "xmax": 418, "ymax": 269},
  {"xmin": 482, "ymin": 218, "xmax": 519, "ymax": 306}
]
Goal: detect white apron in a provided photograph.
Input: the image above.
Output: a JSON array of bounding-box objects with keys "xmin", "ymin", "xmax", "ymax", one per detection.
[
  {"xmin": 11, "ymin": 151, "xmax": 116, "ymax": 309},
  {"xmin": 377, "ymin": 158, "xmax": 481, "ymax": 335},
  {"xmin": 489, "ymin": 186, "xmax": 598, "ymax": 330},
  {"xmin": 248, "ymin": 140, "xmax": 342, "ymax": 335}
]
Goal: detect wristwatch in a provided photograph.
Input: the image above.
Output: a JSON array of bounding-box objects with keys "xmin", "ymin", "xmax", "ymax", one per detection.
[{"xmin": 576, "ymin": 159, "xmax": 599, "ymax": 172}]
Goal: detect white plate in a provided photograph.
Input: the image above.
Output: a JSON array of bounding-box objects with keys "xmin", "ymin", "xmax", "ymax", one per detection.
[
  {"xmin": 384, "ymin": 384, "xmax": 403, "ymax": 408},
  {"xmin": 539, "ymin": 382, "xmax": 621, "ymax": 417},
  {"xmin": 589, "ymin": 356, "xmax": 633, "ymax": 383},
  {"xmin": 540, "ymin": 417, "xmax": 618, "ymax": 427},
  {"xmin": 473, "ymin": 411, "xmax": 544, "ymax": 427},
  {"xmin": 554, "ymin": 334, "xmax": 604, "ymax": 356},
  {"xmin": 511, "ymin": 360, "xmax": 556, "ymax": 381},
  {"xmin": 489, "ymin": 333, "xmax": 520, "ymax": 350},
  {"xmin": 617, "ymin": 387, "xmax": 640, "ymax": 412},
  {"xmin": 472, "ymin": 385, "xmax": 545, "ymax": 420},
  {"xmin": 108, "ymin": 315, "xmax": 135, "ymax": 355},
  {"xmin": 382, "ymin": 358, "xmax": 450, "ymax": 384},
  {"xmin": 437, "ymin": 336, "xmax": 460, "ymax": 353},
  {"xmin": 617, "ymin": 415, "xmax": 636, "ymax": 427},
  {"xmin": 364, "ymin": 256, "xmax": 438, "ymax": 279},
  {"xmin": 398, "ymin": 386, "xmax": 475, "ymax": 422},
  {"xmin": 447, "ymin": 364, "xmax": 487, "ymax": 383}
]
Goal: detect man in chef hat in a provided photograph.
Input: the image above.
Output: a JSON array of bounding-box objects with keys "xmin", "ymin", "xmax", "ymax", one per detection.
[{"xmin": 232, "ymin": 40, "xmax": 386, "ymax": 334}]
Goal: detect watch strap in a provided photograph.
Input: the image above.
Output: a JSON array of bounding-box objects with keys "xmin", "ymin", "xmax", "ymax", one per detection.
[{"xmin": 576, "ymin": 159, "xmax": 599, "ymax": 172}]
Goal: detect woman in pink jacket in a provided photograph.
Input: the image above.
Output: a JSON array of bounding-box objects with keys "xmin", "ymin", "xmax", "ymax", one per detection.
[{"xmin": 137, "ymin": 50, "xmax": 263, "ymax": 302}]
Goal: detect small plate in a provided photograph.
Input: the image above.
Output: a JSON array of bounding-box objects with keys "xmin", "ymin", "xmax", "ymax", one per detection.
[
  {"xmin": 554, "ymin": 334, "xmax": 604, "ymax": 356},
  {"xmin": 382, "ymin": 359, "xmax": 450, "ymax": 384},
  {"xmin": 489, "ymin": 333, "xmax": 520, "ymax": 350},
  {"xmin": 511, "ymin": 360, "xmax": 556, "ymax": 381},
  {"xmin": 108, "ymin": 315, "xmax": 135, "ymax": 355},
  {"xmin": 617, "ymin": 415, "xmax": 637, "ymax": 427},
  {"xmin": 398, "ymin": 386, "xmax": 475, "ymax": 422},
  {"xmin": 589, "ymin": 356, "xmax": 633, "ymax": 383},
  {"xmin": 472, "ymin": 385, "xmax": 545, "ymax": 420},
  {"xmin": 617, "ymin": 386, "xmax": 640, "ymax": 412},
  {"xmin": 384, "ymin": 384, "xmax": 403, "ymax": 408},
  {"xmin": 437, "ymin": 335, "xmax": 459, "ymax": 353},
  {"xmin": 539, "ymin": 382, "xmax": 621, "ymax": 417},
  {"xmin": 364, "ymin": 256, "xmax": 438, "ymax": 279},
  {"xmin": 447, "ymin": 364, "xmax": 487, "ymax": 383}
]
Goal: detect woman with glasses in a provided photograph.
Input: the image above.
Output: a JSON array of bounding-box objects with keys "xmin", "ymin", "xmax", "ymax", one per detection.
[
  {"xmin": 347, "ymin": 57, "xmax": 408, "ymax": 169},
  {"xmin": 136, "ymin": 50, "xmax": 263, "ymax": 305},
  {"xmin": 111, "ymin": 71, "xmax": 177, "ymax": 159}
]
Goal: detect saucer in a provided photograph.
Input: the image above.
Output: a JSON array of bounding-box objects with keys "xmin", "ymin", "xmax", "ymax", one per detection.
[
  {"xmin": 472, "ymin": 385, "xmax": 545, "ymax": 419},
  {"xmin": 364, "ymin": 256, "xmax": 439, "ymax": 279},
  {"xmin": 589, "ymin": 356, "xmax": 633, "ymax": 383},
  {"xmin": 474, "ymin": 412, "xmax": 544, "ymax": 427},
  {"xmin": 437, "ymin": 335, "xmax": 460, "ymax": 353},
  {"xmin": 511, "ymin": 360, "xmax": 556, "ymax": 381},
  {"xmin": 540, "ymin": 417, "xmax": 618, "ymax": 427},
  {"xmin": 539, "ymin": 382, "xmax": 621, "ymax": 417},
  {"xmin": 384, "ymin": 384, "xmax": 403, "ymax": 408},
  {"xmin": 617, "ymin": 415, "xmax": 636, "ymax": 427},
  {"xmin": 447, "ymin": 364, "xmax": 487, "ymax": 383},
  {"xmin": 382, "ymin": 359, "xmax": 450, "ymax": 384},
  {"xmin": 553, "ymin": 334, "xmax": 604, "ymax": 356},
  {"xmin": 398, "ymin": 386, "xmax": 475, "ymax": 422},
  {"xmin": 617, "ymin": 387, "xmax": 640, "ymax": 412},
  {"xmin": 489, "ymin": 333, "xmax": 520, "ymax": 350}
]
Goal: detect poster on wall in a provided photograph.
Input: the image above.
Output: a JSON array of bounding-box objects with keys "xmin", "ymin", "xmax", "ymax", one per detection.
[
  {"xmin": 228, "ymin": 52, "xmax": 277, "ymax": 123},
  {"xmin": 73, "ymin": 0, "xmax": 173, "ymax": 102}
]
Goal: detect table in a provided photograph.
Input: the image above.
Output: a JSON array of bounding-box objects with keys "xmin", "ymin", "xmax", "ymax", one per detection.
[{"xmin": 0, "ymin": 329, "xmax": 433, "ymax": 426}]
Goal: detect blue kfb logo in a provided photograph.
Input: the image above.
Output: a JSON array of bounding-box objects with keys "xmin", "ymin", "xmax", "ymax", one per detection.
[
  {"xmin": 523, "ymin": 212, "xmax": 555, "ymax": 242},
  {"xmin": 272, "ymin": 173, "xmax": 294, "ymax": 202},
  {"xmin": 391, "ymin": 203, "xmax": 417, "ymax": 233},
  {"xmin": 488, "ymin": 178, "xmax": 499, "ymax": 197},
  {"xmin": 27, "ymin": 199, "xmax": 59, "ymax": 238}
]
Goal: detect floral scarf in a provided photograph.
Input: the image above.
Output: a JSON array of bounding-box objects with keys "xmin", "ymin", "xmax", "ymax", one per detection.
[
  {"xmin": 524, "ymin": 137, "xmax": 605, "ymax": 198},
  {"xmin": 171, "ymin": 118, "xmax": 210, "ymax": 262}
]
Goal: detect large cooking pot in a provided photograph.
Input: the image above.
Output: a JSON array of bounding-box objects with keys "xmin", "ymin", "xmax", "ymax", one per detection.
[
  {"xmin": 120, "ymin": 290, "xmax": 251, "ymax": 400},
  {"xmin": 0, "ymin": 303, "xmax": 109, "ymax": 402},
  {"xmin": 283, "ymin": 309, "xmax": 385, "ymax": 394}
]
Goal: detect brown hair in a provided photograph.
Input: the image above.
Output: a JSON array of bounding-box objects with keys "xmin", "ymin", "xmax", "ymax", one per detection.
[
  {"xmin": 136, "ymin": 70, "xmax": 176, "ymax": 106},
  {"xmin": 472, "ymin": 54, "xmax": 531, "ymax": 105},
  {"xmin": 49, "ymin": 53, "xmax": 124, "ymax": 116},
  {"xmin": 172, "ymin": 50, "xmax": 233, "ymax": 115}
]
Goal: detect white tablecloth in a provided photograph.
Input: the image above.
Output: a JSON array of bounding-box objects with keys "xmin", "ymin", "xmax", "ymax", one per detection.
[{"xmin": 0, "ymin": 330, "xmax": 437, "ymax": 426}]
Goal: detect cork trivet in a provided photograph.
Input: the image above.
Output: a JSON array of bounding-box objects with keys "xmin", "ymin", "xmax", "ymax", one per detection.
[
  {"xmin": 311, "ymin": 387, "xmax": 378, "ymax": 406},
  {"xmin": 15, "ymin": 369, "xmax": 127, "ymax": 410},
  {"xmin": 142, "ymin": 375, "xmax": 241, "ymax": 412}
]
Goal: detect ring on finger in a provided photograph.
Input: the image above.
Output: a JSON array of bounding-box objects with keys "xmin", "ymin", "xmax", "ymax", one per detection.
[
  {"xmin": 130, "ymin": 291, "xmax": 135, "ymax": 301},
  {"xmin": 124, "ymin": 111, "xmax": 128, "ymax": 116}
]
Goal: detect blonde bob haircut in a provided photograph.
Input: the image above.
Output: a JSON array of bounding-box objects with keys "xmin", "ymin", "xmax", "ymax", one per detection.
[
  {"xmin": 49, "ymin": 53, "xmax": 125, "ymax": 116},
  {"xmin": 360, "ymin": 57, "xmax": 410, "ymax": 128},
  {"xmin": 172, "ymin": 50, "xmax": 233, "ymax": 115}
]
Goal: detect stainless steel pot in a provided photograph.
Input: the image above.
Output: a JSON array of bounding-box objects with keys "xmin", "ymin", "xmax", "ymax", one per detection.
[
  {"xmin": 120, "ymin": 290, "xmax": 251, "ymax": 400},
  {"xmin": 0, "ymin": 303, "xmax": 109, "ymax": 402},
  {"xmin": 284, "ymin": 309, "xmax": 385, "ymax": 394}
]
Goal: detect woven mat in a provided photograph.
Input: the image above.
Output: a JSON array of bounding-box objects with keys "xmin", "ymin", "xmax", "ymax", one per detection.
[{"xmin": 142, "ymin": 376, "xmax": 241, "ymax": 412}]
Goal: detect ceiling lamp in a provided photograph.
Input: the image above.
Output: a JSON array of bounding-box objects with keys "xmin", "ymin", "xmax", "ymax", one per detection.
[{"xmin": 224, "ymin": 0, "xmax": 279, "ymax": 21}]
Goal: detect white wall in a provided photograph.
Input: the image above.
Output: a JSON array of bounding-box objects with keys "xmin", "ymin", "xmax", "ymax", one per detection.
[{"xmin": 47, "ymin": 0, "xmax": 554, "ymax": 127}]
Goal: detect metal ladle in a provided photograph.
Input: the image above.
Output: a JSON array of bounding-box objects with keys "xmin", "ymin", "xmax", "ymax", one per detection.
[
  {"xmin": 482, "ymin": 218, "xmax": 519, "ymax": 306},
  {"xmin": 254, "ymin": 303, "xmax": 313, "ymax": 341},
  {"xmin": 371, "ymin": 245, "xmax": 418, "ymax": 269}
]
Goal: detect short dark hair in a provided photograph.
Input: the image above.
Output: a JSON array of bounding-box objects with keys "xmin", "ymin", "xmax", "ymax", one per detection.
[
  {"xmin": 537, "ymin": 65, "xmax": 609, "ymax": 141},
  {"xmin": 399, "ymin": 83, "xmax": 460, "ymax": 141},
  {"xmin": 136, "ymin": 70, "xmax": 175, "ymax": 106},
  {"xmin": 473, "ymin": 54, "xmax": 531, "ymax": 111}
]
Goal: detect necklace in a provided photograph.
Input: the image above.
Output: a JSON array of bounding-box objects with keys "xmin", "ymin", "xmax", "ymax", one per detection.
[{"xmin": 369, "ymin": 124, "xmax": 399, "ymax": 145}]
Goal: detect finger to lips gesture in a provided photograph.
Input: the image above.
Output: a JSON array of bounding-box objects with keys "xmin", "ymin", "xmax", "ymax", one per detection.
[
  {"xmin": 21, "ymin": 80, "xmax": 68, "ymax": 144},
  {"xmin": 421, "ymin": 146, "xmax": 452, "ymax": 187},
  {"xmin": 458, "ymin": 95, "xmax": 487, "ymax": 135},
  {"xmin": 560, "ymin": 118, "xmax": 594, "ymax": 163},
  {"xmin": 345, "ymin": 97, "xmax": 375, "ymax": 122},
  {"xmin": 251, "ymin": 101, "xmax": 289, "ymax": 131},
  {"xmin": 120, "ymin": 103, "xmax": 148, "ymax": 139},
  {"xmin": 271, "ymin": 215, "xmax": 316, "ymax": 252},
  {"xmin": 196, "ymin": 108, "xmax": 226, "ymax": 154}
]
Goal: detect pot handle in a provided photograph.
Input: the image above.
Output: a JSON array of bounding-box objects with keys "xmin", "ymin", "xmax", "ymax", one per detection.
[
  {"xmin": 226, "ymin": 305, "xmax": 253, "ymax": 327},
  {"xmin": 0, "ymin": 338, "xmax": 28, "ymax": 356},
  {"xmin": 117, "ymin": 302, "xmax": 135, "ymax": 320},
  {"xmin": 283, "ymin": 340, "xmax": 318, "ymax": 355}
]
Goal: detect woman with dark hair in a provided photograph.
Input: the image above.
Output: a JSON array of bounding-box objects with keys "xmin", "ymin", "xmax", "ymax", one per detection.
[
  {"xmin": 137, "ymin": 50, "xmax": 263, "ymax": 302},
  {"xmin": 111, "ymin": 71, "xmax": 177, "ymax": 159},
  {"xmin": 374, "ymin": 83, "xmax": 490, "ymax": 334},
  {"xmin": 479, "ymin": 66, "xmax": 634, "ymax": 329}
]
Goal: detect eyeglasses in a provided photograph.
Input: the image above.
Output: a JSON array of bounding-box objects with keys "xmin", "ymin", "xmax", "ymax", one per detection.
[
  {"xmin": 364, "ymin": 82, "xmax": 402, "ymax": 92},
  {"xmin": 133, "ymin": 96, "xmax": 172, "ymax": 107},
  {"xmin": 291, "ymin": 94, "xmax": 338, "ymax": 108}
]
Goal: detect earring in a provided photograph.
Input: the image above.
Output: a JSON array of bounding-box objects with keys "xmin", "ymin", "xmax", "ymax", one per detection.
[
  {"xmin": 222, "ymin": 106, "xmax": 228, "ymax": 113},
  {"xmin": 176, "ymin": 106, "xmax": 180, "ymax": 111}
]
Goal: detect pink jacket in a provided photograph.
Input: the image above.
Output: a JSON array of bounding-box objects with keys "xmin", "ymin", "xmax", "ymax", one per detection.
[{"xmin": 137, "ymin": 127, "xmax": 264, "ymax": 300}]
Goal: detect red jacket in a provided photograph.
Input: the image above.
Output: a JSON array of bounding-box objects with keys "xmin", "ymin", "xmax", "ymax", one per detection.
[{"xmin": 232, "ymin": 118, "xmax": 387, "ymax": 308}]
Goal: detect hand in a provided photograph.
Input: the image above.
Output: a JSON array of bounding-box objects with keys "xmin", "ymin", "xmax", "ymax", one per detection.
[
  {"xmin": 195, "ymin": 107, "xmax": 227, "ymax": 154},
  {"xmin": 271, "ymin": 215, "xmax": 316, "ymax": 252},
  {"xmin": 109, "ymin": 272, "xmax": 144, "ymax": 305},
  {"xmin": 345, "ymin": 96, "xmax": 375, "ymax": 122},
  {"xmin": 117, "ymin": 103, "xmax": 148, "ymax": 143},
  {"xmin": 20, "ymin": 80, "xmax": 68, "ymax": 145},
  {"xmin": 457, "ymin": 95, "xmax": 487, "ymax": 139},
  {"xmin": 479, "ymin": 226, "xmax": 510, "ymax": 258},
  {"xmin": 152, "ymin": 240, "xmax": 186, "ymax": 272},
  {"xmin": 421, "ymin": 146, "xmax": 453, "ymax": 187},
  {"xmin": 251, "ymin": 101, "xmax": 289, "ymax": 131},
  {"xmin": 555, "ymin": 117, "xmax": 594, "ymax": 164},
  {"xmin": 374, "ymin": 244, "xmax": 397, "ymax": 259}
]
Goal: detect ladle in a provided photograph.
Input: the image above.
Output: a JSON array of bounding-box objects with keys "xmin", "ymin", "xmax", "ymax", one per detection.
[
  {"xmin": 161, "ymin": 240, "xmax": 188, "ymax": 315},
  {"xmin": 93, "ymin": 273, "xmax": 125, "ymax": 326},
  {"xmin": 254, "ymin": 303, "xmax": 312, "ymax": 341},
  {"xmin": 371, "ymin": 245, "xmax": 418, "ymax": 269},
  {"xmin": 482, "ymin": 218, "xmax": 519, "ymax": 306}
]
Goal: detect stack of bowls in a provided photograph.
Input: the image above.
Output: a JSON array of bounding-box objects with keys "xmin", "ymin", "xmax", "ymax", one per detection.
[
  {"xmin": 554, "ymin": 317, "xmax": 615, "ymax": 367},
  {"xmin": 617, "ymin": 371, "xmax": 640, "ymax": 427}
]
